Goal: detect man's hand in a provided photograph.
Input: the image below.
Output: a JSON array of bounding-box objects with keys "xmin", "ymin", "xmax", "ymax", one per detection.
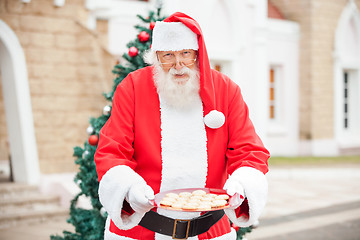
[
  {"xmin": 223, "ymin": 179, "xmax": 245, "ymax": 209},
  {"xmin": 127, "ymin": 184, "xmax": 155, "ymax": 213}
]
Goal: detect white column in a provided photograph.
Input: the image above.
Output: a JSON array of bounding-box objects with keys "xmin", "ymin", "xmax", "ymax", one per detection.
[
  {"xmin": 0, "ymin": 20, "xmax": 40, "ymax": 184},
  {"xmin": 252, "ymin": 0, "xmax": 269, "ymax": 141}
]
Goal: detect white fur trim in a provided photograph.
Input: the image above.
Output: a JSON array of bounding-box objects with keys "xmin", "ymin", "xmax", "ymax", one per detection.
[
  {"xmin": 104, "ymin": 217, "xmax": 138, "ymax": 240},
  {"xmin": 98, "ymin": 165, "xmax": 149, "ymax": 230},
  {"xmin": 156, "ymin": 95, "xmax": 208, "ymax": 240},
  {"xmin": 152, "ymin": 22, "xmax": 199, "ymax": 51},
  {"xmin": 202, "ymin": 228, "xmax": 237, "ymax": 240},
  {"xmin": 224, "ymin": 167, "xmax": 268, "ymax": 227},
  {"xmin": 204, "ymin": 110, "xmax": 225, "ymax": 129},
  {"xmin": 154, "ymin": 226, "xmax": 236, "ymax": 240}
]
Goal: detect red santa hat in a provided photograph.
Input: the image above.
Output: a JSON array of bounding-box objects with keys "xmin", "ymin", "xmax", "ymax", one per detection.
[{"xmin": 151, "ymin": 12, "xmax": 225, "ymax": 129}]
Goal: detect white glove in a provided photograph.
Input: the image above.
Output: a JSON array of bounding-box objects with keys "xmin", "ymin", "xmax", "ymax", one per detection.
[
  {"xmin": 223, "ymin": 177, "xmax": 245, "ymax": 209},
  {"xmin": 98, "ymin": 165, "xmax": 156, "ymax": 230},
  {"xmin": 223, "ymin": 167, "xmax": 268, "ymax": 227},
  {"xmin": 127, "ymin": 183, "xmax": 155, "ymax": 213}
]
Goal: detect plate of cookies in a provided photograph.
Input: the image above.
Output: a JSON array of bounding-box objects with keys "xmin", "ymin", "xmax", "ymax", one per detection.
[{"xmin": 150, "ymin": 188, "xmax": 237, "ymax": 212}]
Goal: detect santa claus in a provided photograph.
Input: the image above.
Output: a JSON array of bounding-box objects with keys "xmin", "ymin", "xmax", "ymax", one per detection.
[{"xmin": 94, "ymin": 12, "xmax": 269, "ymax": 240}]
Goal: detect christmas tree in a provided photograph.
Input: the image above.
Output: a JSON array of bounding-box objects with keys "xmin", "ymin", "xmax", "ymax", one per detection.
[
  {"xmin": 50, "ymin": 7, "xmax": 165, "ymax": 240},
  {"xmin": 51, "ymin": 6, "xmax": 251, "ymax": 240}
]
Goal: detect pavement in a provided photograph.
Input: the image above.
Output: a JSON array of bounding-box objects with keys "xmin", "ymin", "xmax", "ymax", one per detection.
[
  {"xmin": 0, "ymin": 164, "xmax": 360, "ymax": 240},
  {"xmin": 246, "ymin": 164, "xmax": 360, "ymax": 240}
]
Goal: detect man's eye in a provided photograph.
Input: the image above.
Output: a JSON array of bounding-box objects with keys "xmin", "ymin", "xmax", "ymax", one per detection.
[
  {"xmin": 182, "ymin": 51, "xmax": 192, "ymax": 58},
  {"xmin": 163, "ymin": 53, "xmax": 173, "ymax": 59}
]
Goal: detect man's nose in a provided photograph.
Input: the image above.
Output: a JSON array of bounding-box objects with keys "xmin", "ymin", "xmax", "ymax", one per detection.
[{"xmin": 173, "ymin": 56, "xmax": 184, "ymax": 70}]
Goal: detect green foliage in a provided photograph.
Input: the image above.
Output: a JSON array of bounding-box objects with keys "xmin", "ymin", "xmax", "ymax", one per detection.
[
  {"xmin": 51, "ymin": 7, "xmax": 165, "ymax": 240},
  {"xmin": 236, "ymin": 226, "xmax": 253, "ymax": 239}
]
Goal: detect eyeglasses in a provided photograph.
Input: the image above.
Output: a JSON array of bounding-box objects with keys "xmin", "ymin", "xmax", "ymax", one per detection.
[
  {"xmin": 157, "ymin": 50, "xmax": 197, "ymax": 68},
  {"xmin": 160, "ymin": 58, "xmax": 197, "ymax": 68}
]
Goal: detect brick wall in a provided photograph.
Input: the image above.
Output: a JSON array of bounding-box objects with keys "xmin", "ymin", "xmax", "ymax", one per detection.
[
  {"xmin": 270, "ymin": 0, "xmax": 360, "ymax": 140},
  {"xmin": 0, "ymin": 0, "xmax": 115, "ymax": 173}
]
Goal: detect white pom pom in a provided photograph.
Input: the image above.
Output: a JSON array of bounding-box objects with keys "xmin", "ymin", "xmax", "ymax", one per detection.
[{"xmin": 204, "ymin": 110, "xmax": 225, "ymax": 129}]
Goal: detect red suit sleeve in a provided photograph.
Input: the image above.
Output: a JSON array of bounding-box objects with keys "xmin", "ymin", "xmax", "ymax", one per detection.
[
  {"xmin": 226, "ymin": 85, "xmax": 269, "ymax": 175},
  {"xmin": 225, "ymin": 84, "xmax": 270, "ymax": 221},
  {"xmin": 94, "ymin": 75, "xmax": 137, "ymax": 181}
]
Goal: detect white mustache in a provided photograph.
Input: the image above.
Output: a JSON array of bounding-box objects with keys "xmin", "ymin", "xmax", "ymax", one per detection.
[{"xmin": 168, "ymin": 66, "xmax": 192, "ymax": 75}]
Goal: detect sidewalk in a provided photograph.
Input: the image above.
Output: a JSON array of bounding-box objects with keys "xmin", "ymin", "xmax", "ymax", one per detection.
[
  {"xmin": 245, "ymin": 164, "xmax": 360, "ymax": 240},
  {"xmin": 0, "ymin": 164, "xmax": 359, "ymax": 240}
]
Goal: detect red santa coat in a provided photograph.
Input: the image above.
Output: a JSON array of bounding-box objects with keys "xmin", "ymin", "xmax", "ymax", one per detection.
[{"xmin": 95, "ymin": 65, "xmax": 269, "ymax": 240}]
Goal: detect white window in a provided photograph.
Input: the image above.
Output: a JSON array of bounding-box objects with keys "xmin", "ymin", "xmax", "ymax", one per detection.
[
  {"xmin": 343, "ymin": 72, "xmax": 349, "ymax": 129},
  {"xmin": 342, "ymin": 70, "xmax": 360, "ymax": 135}
]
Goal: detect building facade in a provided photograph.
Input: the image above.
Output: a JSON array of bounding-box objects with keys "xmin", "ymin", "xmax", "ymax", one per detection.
[
  {"xmin": 271, "ymin": 0, "xmax": 360, "ymax": 155},
  {"xmin": 0, "ymin": 0, "xmax": 115, "ymax": 184},
  {"xmin": 0, "ymin": 0, "xmax": 359, "ymax": 187}
]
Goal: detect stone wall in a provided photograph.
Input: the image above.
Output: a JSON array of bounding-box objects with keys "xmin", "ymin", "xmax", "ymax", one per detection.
[
  {"xmin": 270, "ymin": 0, "xmax": 360, "ymax": 140},
  {"xmin": 0, "ymin": 0, "xmax": 115, "ymax": 173}
]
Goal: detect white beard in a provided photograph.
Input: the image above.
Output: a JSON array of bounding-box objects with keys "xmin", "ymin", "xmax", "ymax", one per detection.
[{"xmin": 153, "ymin": 64, "xmax": 200, "ymax": 109}]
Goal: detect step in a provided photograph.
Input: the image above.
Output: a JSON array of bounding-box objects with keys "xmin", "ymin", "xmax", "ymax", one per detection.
[
  {"xmin": 0, "ymin": 183, "xmax": 70, "ymax": 229},
  {"xmin": 0, "ymin": 207, "xmax": 69, "ymax": 229},
  {"xmin": 0, "ymin": 194, "xmax": 61, "ymax": 214},
  {"xmin": 0, "ymin": 182, "xmax": 38, "ymax": 193},
  {"xmin": 0, "ymin": 183, "xmax": 39, "ymax": 200}
]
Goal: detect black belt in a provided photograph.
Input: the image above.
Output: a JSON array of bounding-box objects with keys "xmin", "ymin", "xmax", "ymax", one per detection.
[{"xmin": 139, "ymin": 210, "xmax": 225, "ymax": 239}]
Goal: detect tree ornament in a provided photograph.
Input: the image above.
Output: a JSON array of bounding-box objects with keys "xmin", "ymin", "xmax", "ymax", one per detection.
[
  {"xmin": 128, "ymin": 46, "xmax": 138, "ymax": 57},
  {"xmin": 100, "ymin": 207, "xmax": 107, "ymax": 217},
  {"xmin": 138, "ymin": 31, "xmax": 150, "ymax": 42},
  {"xmin": 155, "ymin": 0, "xmax": 163, "ymax": 9},
  {"xmin": 103, "ymin": 105, "xmax": 111, "ymax": 116},
  {"xmin": 82, "ymin": 150, "xmax": 91, "ymax": 160},
  {"xmin": 88, "ymin": 135, "xmax": 98, "ymax": 146},
  {"xmin": 150, "ymin": 22, "xmax": 156, "ymax": 30},
  {"xmin": 86, "ymin": 125, "xmax": 94, "ymax": 135}
]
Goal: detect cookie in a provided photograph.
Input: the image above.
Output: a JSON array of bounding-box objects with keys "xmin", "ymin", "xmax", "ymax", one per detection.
[
  {"xmin": 206, "ymin": 193, "xmax": 217, "ymax": 198},
  {"xmin": 171, "ymin": 202, "xmax": 185, "ymax": 209},
  {"xmin": 215, "ymin": 194, "xmax": 230, "ymax": 200},
  {"xmin": 179, "ymin": 192, "xmax": 192, "ymax": 198},
  {"xmin": 201, "ymin": 196, "xmax": 214, "ymax": 202},
  {"xmin": 161, "ymin": 197, "xmax": 177, "ymax": 203},
  {"xmin": 192, "ymin": 190, "xmax": 207, "ymax": 196},
  {"xmin": 187, "ymin": 198, "xmax": 201, "ymax": 203},
  {"xmin": 197, "ymin": 204, "xmax": 212, "ymax": 210},
  {"xmin": 212, "ymin": 199, "xmax": 227, "ymax": 207},
  {"xmin": 190, "ymin": 195, "xmax": 203, "ymax": 200},
  {"xmin": 165, "ymin": 193, "xmax": 179, "ymax": 199},
  {"xmin": 182, "ymin": 203, "xmax": 199, "ymax": 210},
  {"xmin": 200, "ymin": 201, "xmax": 213, "ymax": 207},
  {"xmin": 160, "ymin": 200, "xmax": 173, "ymax": 206}
]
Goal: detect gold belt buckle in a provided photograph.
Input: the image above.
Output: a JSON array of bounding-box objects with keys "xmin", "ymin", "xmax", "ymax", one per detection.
[{"xmin": 172, "ymin": 219, "xmax": 191, "ymax": 239}]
